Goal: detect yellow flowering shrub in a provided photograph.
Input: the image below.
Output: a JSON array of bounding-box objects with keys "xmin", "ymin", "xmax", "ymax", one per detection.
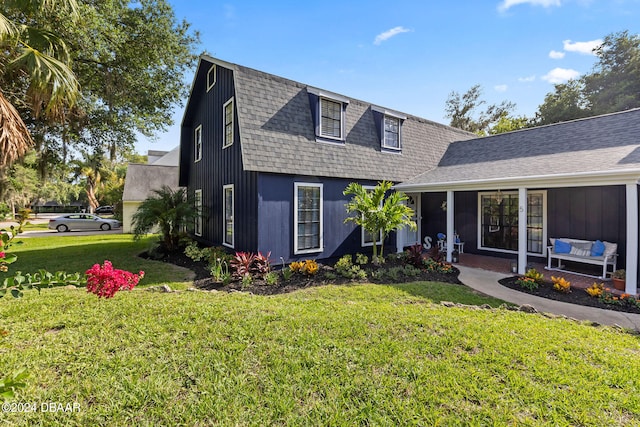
[
  {"xmin": 585, "ymin": 282, "xmax": 604, "ymax": 298},
  {"xmin": 551, "ymin": 276, "xmax": 571, "ymax": 293}
]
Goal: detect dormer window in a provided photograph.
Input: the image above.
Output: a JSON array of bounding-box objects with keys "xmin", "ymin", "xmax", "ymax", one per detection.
[
  {"xmin": 307, "ymin": 87, "xmax": 349, "ymax": 143},
  {"xmin": 372, "ymin": 106, "xmax": 405, "ymax": 152},
  {"xmin": 207, "ymin": 64, "xmax": 216, "ymax": 91},
  {"xmin": 383, "ymin": 116, "xmax": 400, "ymax": 149},
  {"xmin": 320, "ymin": 98, "xmax": 343, "ymax": 139}
]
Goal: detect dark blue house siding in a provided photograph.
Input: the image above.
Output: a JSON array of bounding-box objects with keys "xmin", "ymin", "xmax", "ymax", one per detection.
[
  {"xmin": 257, "ymin": 173, "xmax": 384, "ymax": 263},
  {"xmin": 421, "ymin": 186, "xmax": 628, "ymax": 266},
  {"xmin": 181, "ymin": 64, "xmax": 258, "ymax": 251},
  {"xmin": 547, "ymin": 186, "xmax": 627, "ymax": 264}
]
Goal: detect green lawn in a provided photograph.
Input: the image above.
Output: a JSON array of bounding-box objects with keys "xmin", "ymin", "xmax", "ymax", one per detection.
[{"xmin": 1, "ymin": 236, "xmax": 639, "ymax": 426}]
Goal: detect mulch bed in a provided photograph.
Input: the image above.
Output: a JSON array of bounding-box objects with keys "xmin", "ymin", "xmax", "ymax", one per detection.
[
  {"xmin": 499, "ymin": 276, "xmax": 640, "ymax": 314},
  {"xmin": 142, "ymin": 250, "xmax": 463, "ymax": 296}
]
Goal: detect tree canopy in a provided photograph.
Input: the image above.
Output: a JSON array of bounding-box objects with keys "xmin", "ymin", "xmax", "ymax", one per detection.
[{"xmin": 444, "ymin": 84, "xmax": 516, "ymax": 135}]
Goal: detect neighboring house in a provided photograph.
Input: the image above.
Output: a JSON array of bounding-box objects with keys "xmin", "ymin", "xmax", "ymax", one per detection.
[
  {"xmin": 179, "ymin": 55, "xmax": 640, "ymax": 294},
  {"xmin": 395, "ymin": 108, "xmax": 640, "ymax": 294},
  {"xmin": 122, "ymin": 147, "xmax": 180, "ymax": 233},
  {"xmin": 179, "ymin": 56, "xmax": 473, "ymax": 263}
]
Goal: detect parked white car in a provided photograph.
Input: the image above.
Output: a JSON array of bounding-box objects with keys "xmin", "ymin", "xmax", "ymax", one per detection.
[{"xmin": 48, "ymin": 214, "xmax": 121, "ymax": 232}]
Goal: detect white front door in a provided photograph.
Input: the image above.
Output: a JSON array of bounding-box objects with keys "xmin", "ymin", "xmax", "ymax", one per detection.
[{"xmin": 399, "ymin": 193, "xmax": 420, "ymax": 249}]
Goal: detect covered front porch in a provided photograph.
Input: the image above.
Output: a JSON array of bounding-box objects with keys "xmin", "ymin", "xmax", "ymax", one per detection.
[{"xmin": 395, "ymin": 177, "xmax": 639, "ymax": 295}]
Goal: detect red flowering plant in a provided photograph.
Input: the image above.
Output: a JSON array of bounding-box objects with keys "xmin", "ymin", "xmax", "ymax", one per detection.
[{"xmin": 85, "ymin": 260, "xmax": 144, "ymax": 298}]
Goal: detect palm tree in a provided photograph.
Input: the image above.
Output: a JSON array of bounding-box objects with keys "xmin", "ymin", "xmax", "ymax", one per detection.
[
  {"xmin": 0, "ymin": 0, "xmax": 79, "ymax": 170},
  {"xmin": 344, "ymin": 181, "xmax": 416, "ymax": 258},
  {"xmin": 132, "ymin": 186, "xmax": 198, "ymax": 252}
]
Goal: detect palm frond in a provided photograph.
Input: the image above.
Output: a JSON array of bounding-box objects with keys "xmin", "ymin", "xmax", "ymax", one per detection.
[
  {"xmin": 0, "ymin": 12, "xmax": 18, "ymax": 39},
  {"xmin": 0, "ymin": 90, "xmax": 34, "ymax": 168}
]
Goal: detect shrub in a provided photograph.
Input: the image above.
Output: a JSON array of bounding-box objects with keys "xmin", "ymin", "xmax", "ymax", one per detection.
[
  {"xmin": 586, "ymin": 282, "xmax": 604, "ymax": 298},
  {"xmin": 210, "ymin": 258, "xmax": 231, "ymax": 284},
  {"xmin": 525, "ymin": 268, "xmax": 544, "ymax": 284},
  {"xmin": 252, "ymin": 252, "xmax": 272, "ymax": 278},
  {"xmin": 230, "ymin": 252, "xmax": 256, "ymax": 279},
  {"xmin": 551, "ymin": 276, "xmax": 571, "ymax": 293},
  {"xmin": 516, "ymin": 276, "xmax": 538, "ymax": 291},
  {"xmin": 85, "ymin": 260, "xmax": 144, "ymax": 299},
  {"xmin": 335, "ymin": 255, "xmax": 353, "ymax": 277},
  {"xmin": 384, "ymin": 266, "xmax": 403, "ymax": 281},
  {"xmin": 355, "ymin": 253, "xmax": 368, "ymax": 265},
  {"xmin": 184, "ymin": 241, "xmax": 210, "ymax": 262},
  {"xmin": 302, "ymin": 259, "xmax": 319, "ymax": 275},
  {"xmin": 209, "ymin": 246, "xmax": 233, "ymax": 265},
  {"xmin": 281, "ymin": 267, "xmax": 293, "ymax": 281},
  {"xmin": 403, "ymin": 265, "xmax": 421, "ymax": 277},
  {"xmin": 405, "ymin": 243, "xmax": 424, "ymax": 268},
  {"xmin": 241, "ymin": 274, "xmax": 253, "ymax": 287},
  {"xmin": 264, "ymin": 272, "xmax": 279, "ymax": 286}
]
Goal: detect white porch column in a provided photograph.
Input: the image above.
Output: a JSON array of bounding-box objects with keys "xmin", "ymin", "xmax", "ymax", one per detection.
[
  {"xmin": 446, "ymin": 191, "xmax": 454, "ymax": 262},
  {"xmin": 625, "ymin": 183, "xmax": 638, "ymax": 295},
  {"xmin": 518, "ymin": 187, "xmax": 528, "ymax": 275}
]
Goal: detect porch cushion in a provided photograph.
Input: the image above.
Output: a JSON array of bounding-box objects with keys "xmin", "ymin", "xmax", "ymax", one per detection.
[
  {"xmin": 570, "ymin": 246, "xmax": 591, "ymax": 257},
  {"xmin": 603, "ymin": 241, "xmax": 617, "ymax": 257},
  {"xmin": 591, "ymin": 240, "xmax": 605, "ymax": 257},
  {"xmin": 554, "ymin": 240, "xmax": 571, "ymax": 254}
]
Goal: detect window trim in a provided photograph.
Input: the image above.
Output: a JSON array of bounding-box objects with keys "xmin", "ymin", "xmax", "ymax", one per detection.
[
  {"xmin": 194, "ymin": 189, "xmax": 202, "ymax": 237},
  {"xmin": 293, "ymin": 182, "xmax": 324, "ymax": 255},
  {"xmin": 206, "ymin": 64, "xmax": 216, "ymax": 92},
  {"xmin": 318, "ymin": 97, "xmax": 345, "ymax": 141},
  {"xmin": 194, "ymin": 125, "xmax": 202, "ymax": 163},
  {"xmin": 361, "ymin": 185, "xmax": 383, "ymax": 247},
  {"xmin": 223, "ymin": 184, "xmax": 234, "ymax": 248},
  {"xmin": 223, "ymin": 97, "xmax": 234, "ymax": 149},
  {"xmin": 476, "ymin": 190, "xmax": 547, "ymax": 256}
]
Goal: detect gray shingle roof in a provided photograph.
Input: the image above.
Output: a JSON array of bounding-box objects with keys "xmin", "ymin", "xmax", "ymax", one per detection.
[
  {"xmin": 204, "ymin": 56, "xmax": 475, "ymax": 182},
  {"xmin": 398, "ymin": 108, "xmax": 640, "ymax": 189}
]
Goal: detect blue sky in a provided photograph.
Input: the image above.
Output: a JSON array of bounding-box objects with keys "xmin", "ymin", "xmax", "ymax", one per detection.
[{"xmin": 135, "ymin": 0, "xmax": 640, "ymax": 154}]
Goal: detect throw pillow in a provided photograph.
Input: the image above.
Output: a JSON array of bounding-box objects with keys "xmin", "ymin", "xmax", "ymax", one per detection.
[
  {"xmin": 554, "ymin": 240, "xmax": 571, "ymax": 254},
  {"xmin": 591, "ymin": 240, "xmax": 605, "ymax": 257}
]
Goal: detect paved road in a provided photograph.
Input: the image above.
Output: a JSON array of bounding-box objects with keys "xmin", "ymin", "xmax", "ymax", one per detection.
[{"xmin": 1, "ymin": 214, "xmax": 124, "ymax": 238}]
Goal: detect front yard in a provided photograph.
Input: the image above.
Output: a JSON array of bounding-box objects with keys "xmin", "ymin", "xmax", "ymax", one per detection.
[{"xmin": 1, "ymin": 235, "xmax": 639, "ymax": 425}]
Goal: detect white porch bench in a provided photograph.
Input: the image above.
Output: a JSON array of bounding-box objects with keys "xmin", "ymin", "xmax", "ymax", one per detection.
[{"xmin": 546, "ymin": 238, "xmax": 618, "ymax": 280}]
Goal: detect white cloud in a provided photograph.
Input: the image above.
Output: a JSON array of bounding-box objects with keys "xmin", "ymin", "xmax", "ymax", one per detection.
[
  {"xmin": 373, "ymin": 26, "xmax": 411, "ymax": 45},
  {"xmin": 494, "ymin": 84, "xmax": 508, "ymax": 92},
  {"xmin": 498, "ymin": 0, "xmax": 561, "ymax": 12},
  {"xmin": 518, "ymin": 75, "xmax": 536, "ymax": 82},
  {"xmin": 549, "ymin": 50, "xmax": 565, "ymax": 59},
  {"xmin": 542, "ymin": 67, "xmax": 580, "ymax": 84},
  {"xmin": 563, "ymin": 39, "xmax": 602, "ymax": 55}
]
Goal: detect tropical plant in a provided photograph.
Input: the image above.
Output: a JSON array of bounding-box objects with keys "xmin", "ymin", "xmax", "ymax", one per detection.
[
  {"xmin": 209, "ymin": 258, "xmax": 231, "ymax": 284},
  {"xmin": 344, "ymin": 181, "xmax": 416, "ymax": 258},
  {"xmin": 0, "ymin": 0, "xmax": 80, "ymax": 171},
  {"xmin": 230, "ymin": 252, "xmax": 256, "ymax": 279},
  {"xmin": 586, "ymin": 282, "xmax": 605, "ymax": 298},
  {"xmin": 551, "ymin": 276, "xmax": 571, "ymax": 293},
  {"xmin": 132, "ymin": 186, "xmax": 197, "ymax": 252},
  {"xmin": 525, "ymin": 268, "xmax": 544, "ymax": 284},
  {"xmin": 516, "ymin": 276, "xmax": 538, "ymax": 291}
]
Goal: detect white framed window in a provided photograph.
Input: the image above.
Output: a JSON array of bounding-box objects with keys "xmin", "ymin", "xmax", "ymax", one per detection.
[
  {"xmin": 194, "ymin": 125, "xmax": 202, "ymax": 162},
  {"xmin": 223, "ymin": 184, "xmax": 234, "ymax": 248},
  {"xmin": 320, "ymin": 98, "xmax": 344, "ymax": 140},
  {"xmin": 207, "ymin": 64, "xmax": 216, "ymax": 91},
  {"xmin": 223, "ymin": 97, "xmax": 234, "ymax": 148},
  {"xmin": 383, "ymin": 116, "xmax": 401, "ymax": 150},
  {"xmin": 194, "ymin": 189, "xmax": 202, "ymax": 236},
  {"xmin": 361, "ymin": 185, "xmax": 383, "ymax": 247},
  {"xmin": 294, "ymin": 183, "xmax": 323, "ymax": 254},
  {"xmin": 477, "ymin": 190, "xmax": 547, "ymax": 255}
]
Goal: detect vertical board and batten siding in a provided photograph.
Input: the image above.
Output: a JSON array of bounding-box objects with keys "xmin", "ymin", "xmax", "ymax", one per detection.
[
  {"xmin": 547, "ymin": 186, "xmax": 627, "ymax": 264},
  {"xmin": 257, "ymin": 173, "xmax": 385, "ymax": 263},
  {"xmin": 420, "ymin": 186, "xmax": 629, "ymax": 266},
  {"xmin": 184, "ymin": 64, "xmax": 258, "ymax": 251}
]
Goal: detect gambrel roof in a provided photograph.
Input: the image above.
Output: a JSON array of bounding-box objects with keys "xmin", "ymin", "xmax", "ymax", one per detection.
[
  {"xmin": 181, "ymin": 55, "xmax": 474, "ymax": 182},
  {"xmin": 396, "ymin": 108, "xmax": 640, "ymax": 191}
]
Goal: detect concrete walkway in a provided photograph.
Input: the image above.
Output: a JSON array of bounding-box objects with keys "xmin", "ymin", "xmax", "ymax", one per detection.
[{"xmin": 458, "ymin": 265, "xmax": 640, "ymax": 331}]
